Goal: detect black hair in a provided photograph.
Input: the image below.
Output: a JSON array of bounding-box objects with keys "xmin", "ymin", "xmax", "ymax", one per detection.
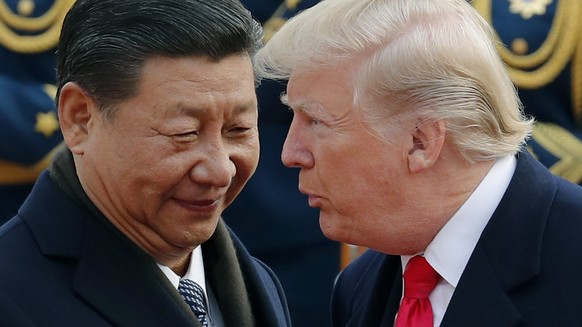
[{"xmin": 56, "ymin": 0, "xmax": 263, "ymax": 116}]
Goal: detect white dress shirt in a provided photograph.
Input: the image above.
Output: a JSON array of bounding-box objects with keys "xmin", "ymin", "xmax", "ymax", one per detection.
[
  {"xmin": 157, "ymin": 246, "xmax": 225, "ymax": 327},
  {"xmin": 400, "ymin": 154, "xmax": 516, "ymax": 326}
]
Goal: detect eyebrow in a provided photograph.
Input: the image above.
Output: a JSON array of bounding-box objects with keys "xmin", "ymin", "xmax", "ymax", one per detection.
[
  {"xmin": 281, "ymin": 92, "xmax": 325, "ymax": 114},
  {"xmin": 280, "ymin": 93, "xmax": 289, "ymax": 106},
  {"xmin": 173, "ymin": 100, "xmax": 257, "ymax": 116}
]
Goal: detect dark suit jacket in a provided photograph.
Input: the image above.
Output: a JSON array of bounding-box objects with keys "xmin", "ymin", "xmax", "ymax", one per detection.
[
  {"xmin": 0, "ymin": 171, "xmax": 290, "ymax": 326},
  {"xmin": 332, "ymin": 151, "xmax": 582, "ymax": 326}
]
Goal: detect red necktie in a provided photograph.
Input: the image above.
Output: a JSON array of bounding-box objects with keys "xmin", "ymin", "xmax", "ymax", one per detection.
[{"xmin": 394, "ymin": 256, "xmax": 441, "ymax": 327}]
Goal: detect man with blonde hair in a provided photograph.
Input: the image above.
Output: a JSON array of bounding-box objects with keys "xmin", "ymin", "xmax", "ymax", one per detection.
[{"xmin": 255, "ymin": 0, "xmax": 582, "ymax": 325}]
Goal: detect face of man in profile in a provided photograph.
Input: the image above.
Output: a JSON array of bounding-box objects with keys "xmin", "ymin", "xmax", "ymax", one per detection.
[
  {"xmin": 281, "ymin": 63, "xmax": 425, "ymax": 254},
  {"xmin": 60, "ymin": 55, "xmax": 259, "ymax": 264}
]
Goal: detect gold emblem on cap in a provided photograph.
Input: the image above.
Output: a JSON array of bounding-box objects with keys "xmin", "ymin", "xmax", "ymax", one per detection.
[{"xmin": 509, "ymin": 0, "xmax": 553, "ymax": 19}]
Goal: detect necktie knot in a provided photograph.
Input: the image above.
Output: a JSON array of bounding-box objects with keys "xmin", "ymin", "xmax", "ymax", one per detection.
[
  {"xmin": 402, "ymin": 255, "xmax": 440, "ymax": 299},
  {"xmin": 395, "ymin": 255, "xmax": 441, "ymax": 327},
  {"xmin": 178, "ymin": 279, "xmax": 208, "ymax": 327}
]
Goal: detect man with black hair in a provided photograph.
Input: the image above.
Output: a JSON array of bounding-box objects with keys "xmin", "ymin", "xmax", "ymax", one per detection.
[{"xmin": 0, "ymin": 1, "xmax": 290, "ymax": 326}]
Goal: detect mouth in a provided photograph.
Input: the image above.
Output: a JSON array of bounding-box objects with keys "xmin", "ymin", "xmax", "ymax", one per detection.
[
  {"xmin": 299, "ymin": 187, "xmax": 322, "ymax": 208},
  {"xmin": 174, "ymin": 197, "xmax": 221, "ymax": 215},
  {"xmin": 307, "ymin": 194, "xmax": 323, "ymax": 208}
]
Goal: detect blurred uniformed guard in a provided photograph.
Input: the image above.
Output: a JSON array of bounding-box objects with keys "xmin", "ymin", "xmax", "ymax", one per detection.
[
  {"xmin": 0, "ymin": 0, "xmax": 74, "ymax": 223},
  {"xmin": 224, "ymin": 1, "xmax": 341, "ymax": 326},
  {"xmin": 473, "ymin": 0, "xmax": 582, "ymax": 185}
]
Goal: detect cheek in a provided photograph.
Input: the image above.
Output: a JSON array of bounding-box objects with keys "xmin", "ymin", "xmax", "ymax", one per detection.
[
  {"xmin": 127, "ymin": 151, "xmax": 193, "ymax": 198},
  {"xmin": 222, "ymin": 152, "xmax": 258, "ymax": 209},
  {"xmin": 237, "ymin": 137, "xmax": 260, "ymax": 173},
  {"xmin": 329, "ymin": 155, "xmax": 395, "ymax": 208},
  {"xmin": 230, "ymin": 142, "xmax": 260, "ymax": 185}
]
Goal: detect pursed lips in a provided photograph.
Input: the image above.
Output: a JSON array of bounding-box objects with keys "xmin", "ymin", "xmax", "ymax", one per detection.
[{"xmin": 298, "ymin": 186, "xmax": 322, "ymax": 208}]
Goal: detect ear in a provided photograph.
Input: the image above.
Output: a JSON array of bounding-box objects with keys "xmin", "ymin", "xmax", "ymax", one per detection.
[
  {"xmin": 58, "ymin": 82, "xmax": 97, "ymax": 155},
  {"xmin": 406, "ymin": 120, "xmax": 446, "ymax": 174}
]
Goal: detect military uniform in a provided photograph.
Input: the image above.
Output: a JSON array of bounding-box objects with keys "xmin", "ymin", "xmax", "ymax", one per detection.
[
  {"xmin": 473, "ymin": 0, "xmax": 582, "ymax": 185},
  {"xmin": 0, "ymin": 0, "xmax": 74, "ymax": 223},
  {"xmin": 224, "ymin": 1, "xmax": 341, "ymax": 327}
]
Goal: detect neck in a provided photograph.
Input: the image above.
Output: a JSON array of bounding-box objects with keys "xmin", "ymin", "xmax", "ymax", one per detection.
[
  {"xmin": 404, "ymin": 153, "xmax": 496, "ymax": 254},
  {"xmin": 170, "ymin": 254, "xmax": 191, "ymax": 277}
]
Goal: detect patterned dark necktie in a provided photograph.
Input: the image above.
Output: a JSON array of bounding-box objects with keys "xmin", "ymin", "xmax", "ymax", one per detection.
[
  {"xmin": 394, "ymin": 256, "xmax": 441, "ymax": 327},
  {"xmin": 178, "ymin": 279, "xmax": 209, "ymax": 327}
]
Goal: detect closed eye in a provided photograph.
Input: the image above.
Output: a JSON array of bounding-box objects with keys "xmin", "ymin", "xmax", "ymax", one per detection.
[
  {"xmin": 172, "ymin": 131, "xmax": 199, "ymax": 142},
  {"xmin": 175, "ymin": 130, "xmax": 198, "ymax": 137},
  {"xmin": 229, "ymin": 127, "xmax": 252, "ymax": 133},
  {"xmin": 225, "ymin": 126, "xmax": 255, "ymax": 137}
]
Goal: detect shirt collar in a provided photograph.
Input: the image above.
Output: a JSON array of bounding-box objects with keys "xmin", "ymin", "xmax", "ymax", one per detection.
[
  {"xmin": 156, "ymin": 245, "xmax": 207, "ymax": 294},
  {"xmin": 404, "ymin": 155, "xmax": 516, "ymax": 287}
]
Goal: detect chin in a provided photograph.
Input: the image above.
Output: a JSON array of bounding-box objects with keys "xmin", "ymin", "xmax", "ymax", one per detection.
[
  {"xmin": 200, "ymin": 218, "xmax": 221, "ymax": 239},
  {"xmin": 319, "ymin": 219, "xmax": 344, "ymax": 243},
  {"xmin": 172, "ymin": 219, "xmax": 218, "ymax": 243}
]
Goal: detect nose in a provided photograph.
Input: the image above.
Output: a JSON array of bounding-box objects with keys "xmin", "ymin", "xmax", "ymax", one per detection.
[
  {"xmin": 189, "ymin": 141, "xmax": 235, "ymax": 188},
  {"xmin": 281, "ymin": 118, "xmax": 314, "ymax": 169}
]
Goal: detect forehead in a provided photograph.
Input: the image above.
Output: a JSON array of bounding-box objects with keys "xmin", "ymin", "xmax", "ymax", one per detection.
[
  {"xmin": 131, "ymin": 55, "xmax": 257, "ymax": 112},
  {"xmin": 285, "ymin": 64, "xmax": 361, "ymax": 124},
  {"xmin": 139, "ymin": 55, "xmax": 255, "ymax": 91},
  {"xmin": 102, "ymin": 55, "xmax": 257, "ymax": 125},
  {"xmin": 288, "ymin": 65, "xmax": 354, "ymax": 100}
]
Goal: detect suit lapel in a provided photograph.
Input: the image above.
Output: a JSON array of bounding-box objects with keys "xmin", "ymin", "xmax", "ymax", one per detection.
[
  {"xmin": 443, "ymin": 152, "xmax": 557, "ymax": 326},
  {"xmin": 72, "ymin": 213, "xmax": 199, "ymax": 327},
  {"xmin": 354, "ymin": 253, "xmax": 403, "ymax": 326},
  {"xmin": 22, "ymin": 173, "xmax": 199, "ymax": 326},
  {"xmin": 441, "ymin": 243, "xmax": 521, "ymax": 326},
  {"xmin": 376, "ymin": 258, "xmax": 403, "ymax": 326}
]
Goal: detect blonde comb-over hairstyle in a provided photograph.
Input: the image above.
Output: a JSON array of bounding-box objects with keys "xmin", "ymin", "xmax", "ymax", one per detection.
[{"xmin": 255, "ymin": 0, "xmax": 533, "ymax": 163}]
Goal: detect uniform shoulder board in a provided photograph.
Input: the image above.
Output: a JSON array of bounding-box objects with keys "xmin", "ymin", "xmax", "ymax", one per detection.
[
  {"xmin": 0, "ymin": 0, "xmax": 75, "ymax": 53},
  {"xmin": 473, "ymin": 0, "xmax": 582, "ymax": 184}
]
